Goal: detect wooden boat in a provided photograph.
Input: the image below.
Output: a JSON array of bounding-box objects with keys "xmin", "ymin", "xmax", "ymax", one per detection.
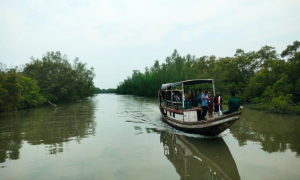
[{"xmin": 158, "ymin": 79, "xmax": 242, "ymax": 136}]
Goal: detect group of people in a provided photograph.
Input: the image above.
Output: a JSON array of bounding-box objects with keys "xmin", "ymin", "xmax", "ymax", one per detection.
[{"xmin": 183, "ymin": 89, "xmax": 240, "ymax": 120}]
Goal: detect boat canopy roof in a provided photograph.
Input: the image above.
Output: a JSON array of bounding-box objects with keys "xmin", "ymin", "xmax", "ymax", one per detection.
[{"xmin": 161, "ymin": 79, "xmax": 213, "ymax": 90}]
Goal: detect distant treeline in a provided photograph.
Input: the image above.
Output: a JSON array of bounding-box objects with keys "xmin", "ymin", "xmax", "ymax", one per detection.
[
  {"xmin": 0, "ymin": 51, "xmax": 96, "ymax": 113},
  {"xmin": 95, "ymin": 88, "xmax": 116, "ymax": 93},
  {"xmin": 116, "ymin": 41, "xmax": 300, "ymax": 114}
]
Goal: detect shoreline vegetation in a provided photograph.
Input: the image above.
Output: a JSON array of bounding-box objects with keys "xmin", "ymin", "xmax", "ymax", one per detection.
[
  {"xmin": 116, "ymin": 40, "xmax": 300, "ymax": 114},
  {"xmin": 94, "ymin": 88, "xmax": 116, "ymax": 94},
  {"xmin": 0, "ymin": 51, "xmax": 96, "ymax": 114}
]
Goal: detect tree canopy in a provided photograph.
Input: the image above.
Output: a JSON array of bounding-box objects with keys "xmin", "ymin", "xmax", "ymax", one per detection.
[
  {"xmin": 0, "ymin": 51, "xmax": 96, "ymax": 113},
  {"xmin": 116, "ymin": 41, "xmax": 300, "ymax": 114}
]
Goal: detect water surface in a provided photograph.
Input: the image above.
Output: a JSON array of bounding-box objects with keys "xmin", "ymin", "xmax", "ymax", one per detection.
[{"xmin": 0, "ymin": 94, "xmax": 300, "ymax": 179}]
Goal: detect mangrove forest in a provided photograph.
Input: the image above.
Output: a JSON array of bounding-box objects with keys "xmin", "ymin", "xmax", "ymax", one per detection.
[
  {"xmin": 0, "ymin": 51, "xmax": 95, "ymax": 113},
  {"xmin": 116, "ymin": 40, "xmax": 300, "ymax": 114}
]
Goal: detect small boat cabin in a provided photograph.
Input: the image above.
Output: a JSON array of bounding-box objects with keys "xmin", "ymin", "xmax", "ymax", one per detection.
[{"xmin": 159, "ymin": 79, "xmax": 215, "ymax": 122}]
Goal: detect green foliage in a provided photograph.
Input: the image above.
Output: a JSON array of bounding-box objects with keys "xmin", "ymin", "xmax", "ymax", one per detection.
[
  {"xmin": 0, "ymin": 51, "xmax": 96, "ymax": 113},
  {"xmin": 0, "ymin": 73, "xmax": 8, "ymax": 105},
  {"xmin": 117, "ymin": 40, "xmax": 300, "ymax": 114},
  {"xmin": 18, "ymin": 76, "xmax": 46, "ymax": 108},
  {"xmin": 281, "ymin": 40, "xmax": 300, "ymax": 58},
  {"xmin": 95, "ymin": 87, "xmax": 116, "ymax": 93},
  {"xmin": 23, "ymin": 51, "xmax": 95, "ymax": 102},
  {"xmin": 0, "ymin": 69, "xmax": 22, "ymax": 112}
]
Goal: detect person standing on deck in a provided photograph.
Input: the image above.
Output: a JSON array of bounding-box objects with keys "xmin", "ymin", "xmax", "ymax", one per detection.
[
  {"xmin": 184, "ymin": 91, "xmax": 192, "ymax": 108},
  {"xmin": 197, "ymin": 89, "xmax": 203, "ymax": 106},
  {"xmin": 223, "ymin": 91, "xmax": 240, "ymax": 114},
  {"xmin": 207, "ymin": 92, "xmax": 214, "ymax": 118},
  {"xmin": 184, "ymin": 91, "xmax": 191, "ymax": 101},
  {"xmin": 201, "ymin": 90, "xmax": 209, "ymax": 119},
  {"xmin": 190, "ymin": 90, "xmax": 194, "ymax": 100},
  {"xmin": 192, "ymin": 90, "xmax": 199, "ymax": 107},
  {"xmin": 214, "ymin": 91, "xmax": 223, "ymax": 116}
]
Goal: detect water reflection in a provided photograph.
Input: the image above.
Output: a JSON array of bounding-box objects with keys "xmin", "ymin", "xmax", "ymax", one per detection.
[
  {"xmin": 0, "ymin": 121, "xmax": 22, "ymax": 162},
  {"xmin": 160, "ymin": 132, "xmax": 240, "ymax": 180},
  {"xmin": 230, "ymin": 108, "xmax": 300, "ymax": 156},
  {"xmin": 0, "ymin": 100, "xmax": 96, "ymax": 163}
]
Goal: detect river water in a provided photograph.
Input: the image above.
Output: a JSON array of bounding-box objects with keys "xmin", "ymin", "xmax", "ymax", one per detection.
[{"xmin": 0, "ymin": 94, "xmax": 300, "ymax": 180}]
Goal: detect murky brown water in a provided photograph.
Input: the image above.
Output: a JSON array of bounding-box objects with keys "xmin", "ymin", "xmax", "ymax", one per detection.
[{"xmin": 0, "ymin": 94, "xmax": 300, "ymax": 180}]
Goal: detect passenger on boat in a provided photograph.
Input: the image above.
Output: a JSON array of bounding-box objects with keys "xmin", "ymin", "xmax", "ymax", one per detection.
[
  {"xmin": 178, "ymin": 92, "xmax": 183, "ymax": 101},
  {"xmin": 223, "ymin": 91, "xmax": 240, "ymax": 115},
  {"xmin": 197, "ymin": 89, "xmax": 203, "ymax": 105},
  {"xmin": 167, "ymin": 91, "xmax": 171, "ymax": 100},
  {"xmin": 163, "ymin": 91, "xmax": 167, "ymax": 100},
  {"xmin": 214, "ymin": 91, "xmax": 223, "ymax": 116},
  {"xmin": 190, "ymin": 90, "xmax": 194, "ymax": 99},
  {"xmin": 174, "ymin": 92, "xmax": 180, "ymax": 101},
  {"xmin": 201, "ymin": 90, "xmax": 209, "ymax": 119},
  {"xmin": 184, "ymin": 91, "xmax": 191, "ymax": 101},
  {"xmin": 192, "ymin": 90, "xmax": 199, "ymax": 107},
  {"xmin": 184, "ymin": 91, "xmax": 192, "ymax": 109},
  {"xmin": 207, "ymin": 92, "xmax": 214, "ymax": 118},
  {"xmin": 172, "ymin": 93, "xmax": 176, "ymax": 101}
]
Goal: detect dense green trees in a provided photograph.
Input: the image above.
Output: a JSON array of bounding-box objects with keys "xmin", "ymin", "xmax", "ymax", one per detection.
[
  {"xmin": 23, "ymin": 51, "xmax": 95, "ymax": 102},
  {"xmin": 0, "ymin": 51, "xmax": 96, "ymax": 113},
  {"xmin": 18, "ymin": 76, "xmax": 46, "ymax": 109},
  {"xmin": 0, "ymin": 69, "xmax": 23, "ymax": 112},
  {"xmin": 116, "ymin": 41, "xmax": 300, "ymax": 114},
  {"xmin": 0, "ymin": 68, "xmax": 45, "ymax": 112},
  {"xmin": 248, "ymin": 41, "xmax": 300, "ymax": 113},
  {"xmin": 73, "ymin": 58, "xmax": 96, "ymax": 100},
  {"xmin": 94, "ymin": 88, "xmax": 116, "ymax": 93}
]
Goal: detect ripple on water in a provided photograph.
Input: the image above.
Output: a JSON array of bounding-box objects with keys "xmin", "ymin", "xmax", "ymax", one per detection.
[{"xmin": 117, "ymin": 99, "xmax": 228, "ymax": 139}]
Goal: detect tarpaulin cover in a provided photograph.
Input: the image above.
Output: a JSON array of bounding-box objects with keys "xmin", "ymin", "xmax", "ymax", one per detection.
[{"xmin": 161, "ymin": 79, "xmax": 213, "ymax": 90}]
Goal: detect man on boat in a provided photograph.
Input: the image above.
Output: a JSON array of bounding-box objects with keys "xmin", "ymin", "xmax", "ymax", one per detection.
[
  {"xmin": 197, "ymin": 89, "xmax": 203, "ymax": 106},
  {"xmin": 214, "ymin": 91, "xmax": 223, "ymax": 116},
  {"xmin": 207, "ymin": 92, "xmax": 214, "ymax": 118},
  {"xmin": 201, "ymin": 90, "xmax": 209, "ymax": 119},
  {"xmin": 223, "ymin": 91, "xmax": 240, "ymax": 115},
  {"xmin": 191, "ymin": 90, "xmax": 198, "ymax": 107}
]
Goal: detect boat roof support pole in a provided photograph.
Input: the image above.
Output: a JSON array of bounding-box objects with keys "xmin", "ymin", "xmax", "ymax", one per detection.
[
  {"xmin": 182, "ymin": 83, "xmax": 184, "ymax": 110},
  {"xmin": 212, "ymin": 80, "xmax": 216, "ymax": 97},
  {"xmin": 171, "ymin": 86, "xmax": 173, "ymax": 107},
  {"xmin": 182, "ymin": 83, "xmax": 185, "ymax": 121}
]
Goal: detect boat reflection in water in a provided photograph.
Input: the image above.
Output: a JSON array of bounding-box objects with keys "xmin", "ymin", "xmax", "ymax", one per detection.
[{"xmin": 160, "ymin": 132, "xmax": 240, "ymax": 180}]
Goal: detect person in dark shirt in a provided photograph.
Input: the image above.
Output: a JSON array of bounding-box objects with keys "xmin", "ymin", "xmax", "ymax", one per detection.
[
  {"xmin": 223, "ymin": 91, "xmax": 240, "ymax": 114},
  {"xmin": 214, "ymin": 91, "xmax": 223, "ymax": 116},
  {"xmin": 192, "ymin": 90, "xmax": 199, "ymax": 107},
  {"xmin": 207, "ymin": 92, "xmax": 214, "ymax": 118}
]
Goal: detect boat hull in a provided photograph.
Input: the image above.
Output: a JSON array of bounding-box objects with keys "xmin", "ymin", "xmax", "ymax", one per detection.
[{"xmin": 160, "ymin": 104, "xmax": 241, "ymax": 136}]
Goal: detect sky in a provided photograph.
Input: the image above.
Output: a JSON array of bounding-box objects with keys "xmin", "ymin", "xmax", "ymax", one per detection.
[{"xmin": 0, "ymin": 0, "xmax": 299, "ymax": 89}]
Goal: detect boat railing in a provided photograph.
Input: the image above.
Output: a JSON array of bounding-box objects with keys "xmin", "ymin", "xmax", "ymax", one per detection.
[
  {"xmin": 162, "ymin": 98, "xmax": 202, "ymax": 111},
  {"xmin": 162, "ymin": 99, "xmax": 183, "ymax": 109}
]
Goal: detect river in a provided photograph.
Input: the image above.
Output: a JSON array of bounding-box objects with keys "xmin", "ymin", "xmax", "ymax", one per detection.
[{"xmin": 1, "ymin": 94, "xmax": 300, "ymax": 180}]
